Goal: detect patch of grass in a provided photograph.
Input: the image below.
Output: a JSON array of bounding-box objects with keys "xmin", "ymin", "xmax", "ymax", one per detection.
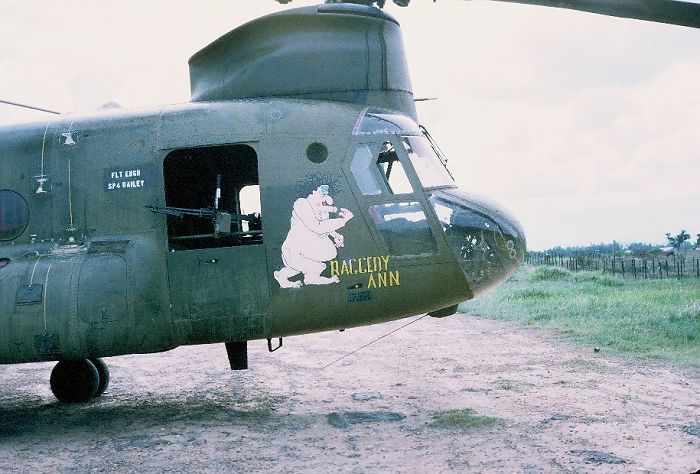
[
  {"xmin": 563, "ymin": 358, "xmax": 601, "ymax": 371},
  {"xmin": 528, "ymin": 267, "xmax": 572, "ymax": 282},
  {"xmin": 597, "ymin": 276, "xmax": 624, "ymax": 287},
  {"xmin": 459, "ymin": 265, "xmax": 700, "ymax": 366},
  {"xmin": 491, "ymin": 378, "xmax": 533, "ymax": 391},
  {"xmin": 580, "ymin": 416, "xmax": 603, "ymax": 425},
  {"xmin": 496, "ymin": 379, "xmax": 515, "ymax": 390},
  {"xmin": 429, "ymin": 409, "xmax": 500, "ymax": 429},
  {"xmin": 679, "ymin": 302, "xmax": 700, "ymax": 321},
  {"xmin": 507, "ymin": 289, "xmax": 552, "ymax": 300}
]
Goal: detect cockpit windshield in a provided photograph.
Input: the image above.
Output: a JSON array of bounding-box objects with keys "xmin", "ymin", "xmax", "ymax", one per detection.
[
  {"xmin": 400, "ymin": 136, "xmax": 454, "ymax": 189},
  {"xmin": 353, "ymin": 109, "xmax": 454, "ymax": 190}
]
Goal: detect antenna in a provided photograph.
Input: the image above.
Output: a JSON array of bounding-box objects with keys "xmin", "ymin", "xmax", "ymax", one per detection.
[{"xmin": 0, "ymin": 99, "xmax": 61, "ymax": 115}]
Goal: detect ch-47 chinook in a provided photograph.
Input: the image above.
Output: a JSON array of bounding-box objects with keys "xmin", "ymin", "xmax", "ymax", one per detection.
[{"xmin": 1, "ymin": 0, "xmax": 698, "ymax": 403}]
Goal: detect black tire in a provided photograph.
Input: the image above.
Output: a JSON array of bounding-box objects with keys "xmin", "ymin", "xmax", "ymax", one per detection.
[
  {"xmin": 89, "ymin": 358, "xmax": 110, "ymax": 397},
  {"xmin": 50, "ymin": 360, "xmax": 99, "ymax": 403}
]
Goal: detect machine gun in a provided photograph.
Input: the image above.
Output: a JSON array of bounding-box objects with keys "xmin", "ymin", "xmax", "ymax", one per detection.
[{"xmin": 146, "ymin": 205, "xmax": 261, "ymax": 238}]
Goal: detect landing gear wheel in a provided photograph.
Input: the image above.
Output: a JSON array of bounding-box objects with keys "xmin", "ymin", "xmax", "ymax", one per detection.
[
  {"xmin": 89, "ymin": 358, "xmax": 110, "ymax": 397},
  {"xmin": 50, "ymin": 359, "xmax": 99, "ymax": 403}
]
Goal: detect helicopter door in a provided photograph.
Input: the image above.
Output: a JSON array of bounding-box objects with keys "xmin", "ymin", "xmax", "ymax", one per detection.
[{"xmin": 161, "ymin": 144, "xmax": 268, "ymax": 340}]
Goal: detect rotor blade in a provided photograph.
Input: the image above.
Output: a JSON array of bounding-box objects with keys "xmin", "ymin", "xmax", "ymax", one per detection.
[{"xmin": 477, "ymin": 0, "xmax": 700, "ymax": 29}]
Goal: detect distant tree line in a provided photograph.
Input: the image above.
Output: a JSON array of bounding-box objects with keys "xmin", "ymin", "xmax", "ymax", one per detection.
[
  {"xmin": 526, "ymin": 229, "xmax": 700, "ymax": 279},
  {"xmin": 531, "ymin": 229, "xmax": 698, "ymax": 258},
  {"xmin": 532, "ymin": 240, "xmax": 650, "ymax": 258}
]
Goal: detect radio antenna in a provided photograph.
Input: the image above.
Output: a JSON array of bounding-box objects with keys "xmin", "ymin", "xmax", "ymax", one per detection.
[{"xmin": 0, "ymin": 99, "xmax": 61, "ymax": 115}]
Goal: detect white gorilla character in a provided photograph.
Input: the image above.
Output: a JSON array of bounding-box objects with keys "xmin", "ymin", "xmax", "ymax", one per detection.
[{"xmin": 274, "ymin": 185, "xmax": 354, "ymax": 288}]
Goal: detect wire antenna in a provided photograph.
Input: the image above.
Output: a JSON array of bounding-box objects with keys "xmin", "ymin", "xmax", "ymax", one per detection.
[
  {"xmin": 321, "ymin": 314, "xmax": 427, "ymax": 369},
  {"xmin": 0, "ymin": 99, "xmax": 61, "ymax": 115}
]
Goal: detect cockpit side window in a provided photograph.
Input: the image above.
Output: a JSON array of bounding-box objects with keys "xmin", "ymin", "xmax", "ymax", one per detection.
[
  {"xmin": 369, "ymin": 202, "xmax": 437, "ymax": 256},
  {"xmin": 376, "ymin": 141, "xmax": 413, "ymax": 195},
  {"xmin": 401, "ymin": 136, "xmax": 453, "ymax": 189},
  {"xmin": 350, "ymin": 140, "xmax": 413, "ymax": 195},
  {"xmin": 350, "ymin": 144, "xmax": 383, "ymax": 195}
]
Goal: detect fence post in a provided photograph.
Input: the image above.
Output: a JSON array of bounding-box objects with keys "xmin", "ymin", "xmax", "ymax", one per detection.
[
  {"xmin": 644, "ymin": 260, "xmax": 647, "ymax": 279},
  {"xmin": 621, "ymin": 259, "xmax": 625, "ymax": 278},
  {"xmin": 632, "ymin": 259, "xmax": 636, "ymax": 279}
]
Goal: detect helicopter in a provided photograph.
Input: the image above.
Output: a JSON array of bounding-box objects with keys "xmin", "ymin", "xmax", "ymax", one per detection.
[{"xmin": 0, "ymin": 0, "xmax": 697, "ymax": 403}]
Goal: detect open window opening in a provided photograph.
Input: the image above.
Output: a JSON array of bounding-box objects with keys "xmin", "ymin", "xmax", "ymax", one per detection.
[
  {"xmin": 162, "ymin": 144, "xmax": 262, "ymax": 250},
  {"xmin": 376, "ymin": 141, "xmax": 413, "ymax": 194},
  {"xmin": 350, "ymin": 140, "xmax": 414, "ymax": 196}
]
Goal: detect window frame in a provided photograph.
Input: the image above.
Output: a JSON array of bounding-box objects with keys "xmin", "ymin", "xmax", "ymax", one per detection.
[
  {"xmin": 161, "ymin": 143, "xmax": 263, "ymax": 250},
  {"xmin": 0, "ymin": 189, "xmax": 30, "ymax": 242}
]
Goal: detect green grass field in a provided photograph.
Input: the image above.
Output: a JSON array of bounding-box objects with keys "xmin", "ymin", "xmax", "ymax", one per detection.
[{"xmin": 458, "ymin": 265, "xmax": 700, "ymax": 367}]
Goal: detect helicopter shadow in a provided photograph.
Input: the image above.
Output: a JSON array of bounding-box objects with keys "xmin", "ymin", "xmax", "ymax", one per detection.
[{"xmin": 0, "ymin": 392, "xmax": 312, "ymax": 445}]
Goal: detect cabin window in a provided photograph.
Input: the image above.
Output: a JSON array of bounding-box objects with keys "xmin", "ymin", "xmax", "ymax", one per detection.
[
  {"xmin": 0, "ymin": 190, "xmax": 29, "ymax": 241},
  {"xmin": 163, "ymin": 144, "xmax": 262, "ymax": 250},
  {"xmin": 306, "ymin": 142, "xmax": 328, "ymax": 164},
  {"xmin": 369, "ymin": 202, "xmax": 437, "ymax": 256},
  {"xmin": 238, "ymin": 185, "xmax": 262, "ymax": 233}
]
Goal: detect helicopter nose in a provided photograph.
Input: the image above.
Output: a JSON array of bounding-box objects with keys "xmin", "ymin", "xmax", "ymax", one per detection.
[{"xmin": 429, "ymin": 189, "xmax": 526, "ymax": 297}]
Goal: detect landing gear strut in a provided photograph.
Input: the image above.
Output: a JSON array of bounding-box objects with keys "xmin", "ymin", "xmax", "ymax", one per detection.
[{"xmin": 49, "ymin": 358, "xmax": 110, "ymax": 403}]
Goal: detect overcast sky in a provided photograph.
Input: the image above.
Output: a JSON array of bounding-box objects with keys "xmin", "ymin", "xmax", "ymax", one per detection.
[{"xmin": 1, "ymin": 1, "xmax": 698, "ymax": 250}]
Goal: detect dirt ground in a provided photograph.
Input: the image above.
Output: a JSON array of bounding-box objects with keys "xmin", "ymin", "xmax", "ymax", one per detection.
[{"xmin": 1, "ymin": 314, "xmax": 698, "ymax": 473}]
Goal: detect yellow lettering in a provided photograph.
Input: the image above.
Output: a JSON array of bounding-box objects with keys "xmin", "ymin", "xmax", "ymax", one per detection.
[
  {"xmin": 389, "ymin": 271, "xmax": 400, "ymax": 286},
  {"xmin": 349, "ymin": 258, "xmax": 357, "ymax": 274},
  {"xmin": 330, "ymin": 260, "xmax": 340, "ymax": 277},
  {"xmin": 381, "ymin": 255, "xmax": 390, "ymax": 270},
  {"xmin": 367, "ymin": 273, "xmax": 377, "ymax": 288},
  {"xmin": 357, "ymin": 258, "xmax": 364, "ymax": 274},
  {"xmin": 378, "ymin": 272, "xmax": 387, "ymax": 288},
  {"xmin": 373, "ymin": 256, "xmax": 383, "ymax": 272},
  {"xmin": 340, "ymin": 260, "xmax": 350, "ymax": 275},
  {"xmin": 365, "ymin": 256, "xmax": 373, "ymax": 273}
]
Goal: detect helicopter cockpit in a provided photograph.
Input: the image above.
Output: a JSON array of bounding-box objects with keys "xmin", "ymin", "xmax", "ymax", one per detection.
[{"xmin": 350, "ymin": 109, "xmax": 526, "ymax": 296}]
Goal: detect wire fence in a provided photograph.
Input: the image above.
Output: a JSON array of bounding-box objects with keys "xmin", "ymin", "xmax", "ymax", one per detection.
[{"xmin": 526, "ymin": 252, "xmax": 700, "ymax": 280}]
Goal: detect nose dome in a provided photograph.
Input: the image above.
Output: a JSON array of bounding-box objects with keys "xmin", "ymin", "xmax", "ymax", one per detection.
[{"xmin": 429, "ymin": 189, "xmax": 526, "ymax": 296}]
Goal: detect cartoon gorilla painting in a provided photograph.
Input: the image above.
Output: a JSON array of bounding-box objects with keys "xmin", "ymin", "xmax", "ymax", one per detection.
[{"xmin": 274, "ymin": 177, "xmax": 354, "ymax": 288}]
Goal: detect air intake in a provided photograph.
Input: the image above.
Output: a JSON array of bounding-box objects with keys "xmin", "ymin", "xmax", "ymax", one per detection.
[{"xmin": 188, "ymin": 4, "xmax": 416, "ymax": 118}]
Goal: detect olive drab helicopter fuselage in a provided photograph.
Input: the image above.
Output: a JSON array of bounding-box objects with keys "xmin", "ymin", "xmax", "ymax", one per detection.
[
  {"xmin": 5, "ymin": 0, "xmax": 693, "ymax": 403},
  {"xmin": 0, "ymin": 3, "xmax": 526, "ymax": 402}
]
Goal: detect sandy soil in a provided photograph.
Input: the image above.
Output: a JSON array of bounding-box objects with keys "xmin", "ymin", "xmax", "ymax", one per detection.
[{"xmin": 1, "ymin": 314, "xmax": 698, "ymax": 473}]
